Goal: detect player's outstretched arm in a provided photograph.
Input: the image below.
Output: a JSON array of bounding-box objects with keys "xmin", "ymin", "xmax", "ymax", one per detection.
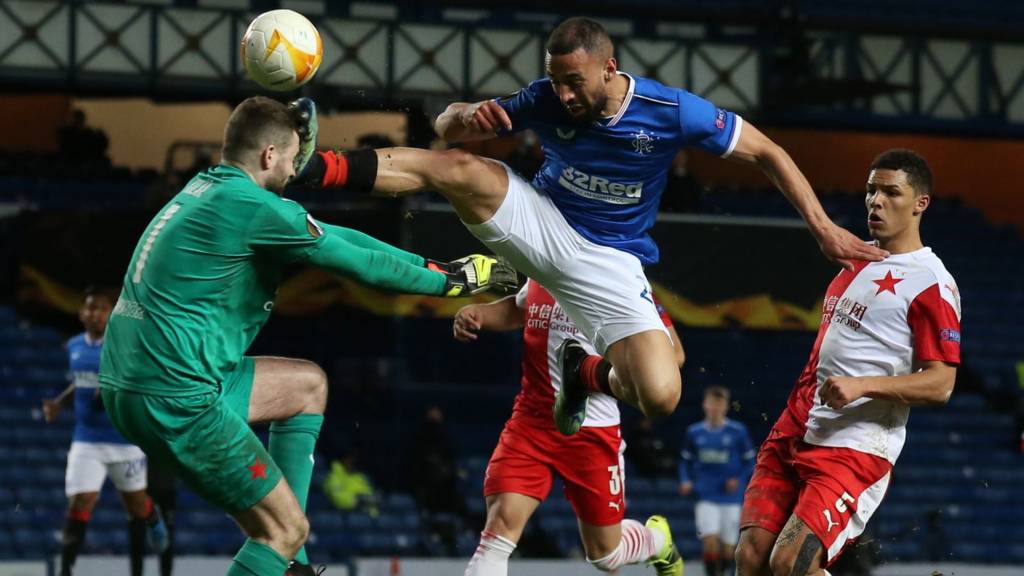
[
  {"xmin": 435, "ymin": 100, "xmax": 512, "ymax": 143},
  {"xmin": 453, "ymin": 296, "xmax": 524, "ymax": 342},
  {"xmin": 819, "ymin": 360, "xmax": 957, "ymax": 409},
  {"xmin": 728, "ymin": 121, "xmax": 889, "ymax": 270},
  {"xmin": 41, "ymin": 382, "xmax": 75, "ymax": 423}
]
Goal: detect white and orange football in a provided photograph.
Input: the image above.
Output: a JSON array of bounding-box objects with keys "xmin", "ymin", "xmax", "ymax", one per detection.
[{"xmin": 241, "ymin": 9, "xmax": 323, "ymax": 92}]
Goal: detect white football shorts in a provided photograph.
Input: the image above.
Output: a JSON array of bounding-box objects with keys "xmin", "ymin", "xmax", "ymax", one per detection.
[
  {"xmin": 695, "ymin": 500, "xmax": 742, "ymax": 545},
  {"xmin": 65, "ymin": 441, "xmax": 148, "ymax": 496},
  {"xmin": 464, "ymin": 164, "xmax": 669, "ymax": 355}
]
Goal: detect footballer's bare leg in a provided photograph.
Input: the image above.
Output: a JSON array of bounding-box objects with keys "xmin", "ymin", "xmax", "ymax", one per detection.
[
  {"xmin": 375, "ymin": 148, "xmax": 509, "ymax": 225},
  {"xmin": 465, "ymin": 493, "xmax": 540, "ymax": 576},
  {"xmin": 246, "ymin": 356, "xmax": 327, "ymax": 422},
  {"xmin": 232, "ymin": 479, "xmax": 308, "ymax": 559},
  {"xmin": 735, "ymin": 527, "xmax": 776, "ymax": 576},
  {"xmin": 768, "ymin": 516, "xmax": 827, "ymax": 576},
  {"xmin": 604, "ymin": 330, "xmax": 682, "ymax": 419},
  {"xmin": 578, "ymin": 521, "xmax": 621, "ymax": 568}
]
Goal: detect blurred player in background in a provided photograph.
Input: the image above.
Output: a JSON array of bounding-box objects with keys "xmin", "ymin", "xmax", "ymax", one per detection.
[
  {"xmin": 300, "ymin": 16, "xmax": 887, "ymax": 437},
  {"xmin": 98, "ymin": 96, "xmax": 516, "ymax": 576},
  {"xmin": 453, "ymin": 280, "xmax": 685, "ymax": 576},
  {"xmin": 735, "ymin": 150, "xmax": 961, "ymax": 575},
  {"xmin": 678, "ymin": 386, "xmax": 754, "ymax": 576},
  {"xmin": 42, "ymin": 286, "xmax": 168, "ymax": 576}
]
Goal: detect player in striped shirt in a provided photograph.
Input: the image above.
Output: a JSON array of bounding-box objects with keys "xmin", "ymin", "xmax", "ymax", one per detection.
[
  {"xmin": 735, "ymin": 150, "xmax": 961, "ymax": 575},
  {"xmin": 453, "ymin": 280, "xmax": 685, "ymax": 575}
]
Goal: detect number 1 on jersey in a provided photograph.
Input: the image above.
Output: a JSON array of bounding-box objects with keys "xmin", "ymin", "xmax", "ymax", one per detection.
[{"xmin": 133, "ymin": 203, "xmax": 181, "ymax": 284}]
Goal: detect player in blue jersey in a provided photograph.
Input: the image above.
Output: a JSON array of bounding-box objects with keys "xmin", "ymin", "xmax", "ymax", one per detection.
[
  {"xmin": 678, "ymin": 386, "xmax": 755, "ymax": 576},
  {"xmin": 42, "ymin": 287, "xmax": 169, "ymax": 576},
  {"xmin": 299, "ymin": 17, "xmax": 886, "ymax": 445}
]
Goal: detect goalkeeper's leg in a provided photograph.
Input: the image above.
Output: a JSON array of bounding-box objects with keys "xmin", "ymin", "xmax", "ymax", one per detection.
[
  {"xmin": 228, "ymin": 480, "xmax": 306, "ymax": 576},
  {"xmin": 243, "ymin": 357, "xmax": 327, "ymax": 566}
]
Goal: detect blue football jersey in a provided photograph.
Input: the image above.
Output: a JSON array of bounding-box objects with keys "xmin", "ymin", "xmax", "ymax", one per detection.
[
  {"xmin": 496, "ymin": 73, "xmax": 741, "ymax": 264},
  {"xmin": 68, "ymin": 333, "xmax": 130, "ymax": 444},
  {"xmin": 679, "ymin": 419, "xmax": 755, "ymax": 504}
]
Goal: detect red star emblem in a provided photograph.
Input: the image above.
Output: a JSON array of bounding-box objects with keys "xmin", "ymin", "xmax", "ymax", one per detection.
[
  {"xmin": 872, "ymin": 270, "xmax": 903, "ymax": 295},
  {"xmin": 248, "ymin": 457, "xmax": 268, "ymax": 480}
]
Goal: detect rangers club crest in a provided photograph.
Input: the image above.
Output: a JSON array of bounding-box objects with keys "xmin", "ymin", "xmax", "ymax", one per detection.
[{"xmin": 632, "ymin": 129, "xmax": 654, "ymax": 155}]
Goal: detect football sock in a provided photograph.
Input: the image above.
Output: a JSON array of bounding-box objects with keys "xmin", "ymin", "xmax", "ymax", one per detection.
[
  {"xmin": 269, "ymin": 413, "xmax": 323, "ymax": 565},
  {"xmin": 588, "ymin": 519, "xmax": 665, "ymax": 571},
  {"xmin": 703, "ymin": 551, "xmax": 722, "ymax": 576},
  {"xmin": 227, "ymin": 539, "xmax": 289, "ymax": 576},
  {"xmin": 580, "ymin": 355, "xmax": 613, "ymax": 395},
  {"xmin": 158, "ymin": 502, "xmax": 175, "ymax": 576},
  {"xmin": 723, "ymin": 557, "xmax": 735, "ymax": 576},
  {"xmin": 128, "ymin": 517, "xmax": 146, "ymax": 576},
  {"xmin": 59, "ymin": 512, "xmax": 89, "ymax": 576},
  {"xmin": 464, "ymin": 530, "xmax": 516, "ymax": 576},
  {"xmin": 318, "ymin": 149, "xmax": 378, "ymax": 192}
]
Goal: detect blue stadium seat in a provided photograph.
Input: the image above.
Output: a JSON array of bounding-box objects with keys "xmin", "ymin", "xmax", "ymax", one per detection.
[
  {"xmin": 13, "ymin": 527, "xmax": 52, "ymax": 556},
  {"xmin": 345, "ymin": 511, "xmax": 377, "ymax": 530},
  {"xmin": 173, "ymin": 529, "xmax": 207, "ymax": 554},
  {"xmin": 310, "ymin": 510, "xmax": 345, "ymax": 531},
  {"xmin": 384, "ymin": 492, "xmax": 417, "ymax": 511}
]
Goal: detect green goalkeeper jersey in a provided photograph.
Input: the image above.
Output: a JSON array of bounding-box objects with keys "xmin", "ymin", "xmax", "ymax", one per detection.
[{"xmin": 100, "ymin": 164, "xmax": 445, "ymax": 396}]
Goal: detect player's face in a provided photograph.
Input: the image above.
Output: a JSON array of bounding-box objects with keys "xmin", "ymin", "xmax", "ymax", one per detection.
[
  {"xmin": 546, "ymin": 48, "xmax": 612, "ymax": 124},
  {"xmin": 265, "ymin": 131, "xmax": 300, "ymax": 194},
  {"xmin": 702, "ymin": 395, "xmax": 729, "ymax": 421},
  {"xmin": 865, "ymin": 169, "xmax": 929, "ymax": 242},
  {"xmin": 79, "ymin": 295, "xmax": 112, "ymax": 336}
]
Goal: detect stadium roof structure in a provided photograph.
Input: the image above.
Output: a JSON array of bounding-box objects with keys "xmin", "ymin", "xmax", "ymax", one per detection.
[{"xmin": 1, "ymin": 0, "xmax": 1024, "ymax": 137}]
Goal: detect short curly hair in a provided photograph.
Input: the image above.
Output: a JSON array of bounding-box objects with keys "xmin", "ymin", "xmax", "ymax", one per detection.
[{"xmin": 869, "ymin": 149, "xmax": 933, "ymax": 197}]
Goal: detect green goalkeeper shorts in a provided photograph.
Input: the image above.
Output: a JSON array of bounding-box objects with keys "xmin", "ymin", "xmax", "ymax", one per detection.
[{"xmin": 101, "ymin": 357, "xmax": 282, "ymax": 513}]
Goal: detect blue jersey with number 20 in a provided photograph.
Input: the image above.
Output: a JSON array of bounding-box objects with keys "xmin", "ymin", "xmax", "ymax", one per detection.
[{"xmin": 496, "ymin": 73, "xmax": 742, "ymax": 265}]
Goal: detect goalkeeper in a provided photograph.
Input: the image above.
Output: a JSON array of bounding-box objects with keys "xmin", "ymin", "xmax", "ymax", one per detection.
[{"xmin": 99, "ymin": 96, "xmax": 517, "ymax": 576}]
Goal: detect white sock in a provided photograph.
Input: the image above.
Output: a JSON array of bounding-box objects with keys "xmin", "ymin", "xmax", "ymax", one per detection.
[
  {"xmin": 588, "ymin": 519, "xmax": 666, "ymax": 572},
  {"xmin": 465, "ymin": 530, "xmax": 516, "ymax": 576}
]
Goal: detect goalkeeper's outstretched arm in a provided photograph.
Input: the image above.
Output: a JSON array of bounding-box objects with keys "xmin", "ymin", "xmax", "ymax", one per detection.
[
  {"xmin": 318, "ymin": 221, "xmax": 425, "ymax": 266},
  {"xmin": 307, "ymin": 230, "xmax": 447, "ymax": 295},
  {"xmin": 307, "ymin": 225, "xmax": 518, "ymax": 298}
]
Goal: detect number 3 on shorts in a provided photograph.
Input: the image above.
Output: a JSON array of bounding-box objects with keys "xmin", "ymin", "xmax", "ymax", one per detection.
[
  {"xmin": 133, "ymin": 203, "xmax": 181, "ymax": 283},
  {"xmin": 607, "ymin": 465, "xmax": 624, "ymax": 496}
]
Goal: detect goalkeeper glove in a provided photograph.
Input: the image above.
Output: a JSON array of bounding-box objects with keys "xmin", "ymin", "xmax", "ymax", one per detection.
[
  {"xmin": 427, "ymin": 255, "xmax": 519, "ymax": 297},
  {"xmin": 288, "ymin": 97, "xmax": 318, "ymax": 175}
]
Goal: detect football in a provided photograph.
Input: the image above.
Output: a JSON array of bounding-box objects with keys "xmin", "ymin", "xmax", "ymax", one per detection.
[{"xmin": 241, "ymin": 9, "xmax": 323, "ymax": 92}]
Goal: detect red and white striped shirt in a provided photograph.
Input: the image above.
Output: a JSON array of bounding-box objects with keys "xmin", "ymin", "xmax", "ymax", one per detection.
[{"xmin": 775, "ymin": 247, "xmax": 961, "ymax": 464}]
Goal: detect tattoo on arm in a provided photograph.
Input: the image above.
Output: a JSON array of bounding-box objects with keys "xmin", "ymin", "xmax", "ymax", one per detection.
[{"xmin": 789, "ymin": 534, "xmax": 823, "ymax": 576}]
